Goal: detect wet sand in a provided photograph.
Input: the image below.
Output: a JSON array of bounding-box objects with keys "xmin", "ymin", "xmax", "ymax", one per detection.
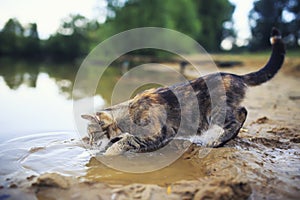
[{"xmin": 1, "ymin": 54, "xmax": 299, "ymax": 199}]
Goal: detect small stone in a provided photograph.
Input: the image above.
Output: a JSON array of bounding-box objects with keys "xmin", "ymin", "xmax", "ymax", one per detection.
[
  {"xmin": 32, "ymin": 173, "xmax": 70, "ymax": 189},
  {"xmin": 9, "ymin": 183, "xmax": 17, "ymax": 188},
  {"xmin": 255, "ymin": 116, "xmax": 269, "ymax": 124}
]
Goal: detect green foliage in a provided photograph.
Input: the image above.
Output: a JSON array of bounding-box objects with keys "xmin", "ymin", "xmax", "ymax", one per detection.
[
  {"xmin": 249, "ymin": 0, "xmax": 300, "ymax": 50},
  {"xmin": 44, "ymin": 14, "xmax": 99, "ymax": 61},
  {"xmin": 104, "ymin": 0, "xmax": 234, "ymax": 52},
  {"xmin": 0, "ymin": 15, "xmax": 100, "ymax": 61},
  {"xmin": 0, "ymin": 0, "xmax": 236, "ymax": 60},
  {"xmin": 195, "ymin": 0, "xmax": 235, "ymax": 51},
  {"xmin": 107, "ymin": 0, "xmax": 201, "ymax": 38},
  {"xmin": 0, "ymin": 19, "xmax": 41, "ymax": 58},
  {"xmin": 0, "ymin": 18, "xmax": 24, "ymax": 56},
  {"xmin": 22, "ymin": 23, "xmax": 41, "ymax": 57}
]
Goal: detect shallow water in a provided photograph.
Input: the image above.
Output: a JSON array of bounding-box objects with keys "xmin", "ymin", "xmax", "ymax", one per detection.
[
  {"xmin": 1, "ymin": 127, "xmax": 299, "ymax": 200},
  {"xmin": 0, "ymin": 131, "xmax": 210, "ymax": 187},
  {"xmin": 0, "ymin": 132, "xmax": 86, "ymax": 186},
  {"xmin": 0, "ymin": 59, "xmax": 208, "ymax": 188},
  {"xmin": 0, "ymin": 128, "xmax": 235, "ymax": 188},
  {"xmin": 0, "ymin": 60, "xmax": 103, "ymax": 186}
]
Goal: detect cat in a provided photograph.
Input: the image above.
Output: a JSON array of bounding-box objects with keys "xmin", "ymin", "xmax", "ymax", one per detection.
[{"xmin": 82, "ymin": 28, "xmax": 285, "ymax": 155}]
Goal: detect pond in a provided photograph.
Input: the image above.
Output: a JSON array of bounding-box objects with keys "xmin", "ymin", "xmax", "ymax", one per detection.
[
  {"xmin": 0, "ymin": 59, "xmax": 109, "ymax": 185},
  {"xmin": 0, "ymin": 59, "xmax": 102, "ymax": 140},
  {"xmin": 0, "ymin": 58, "xmax": 201, "ymax": 188}
]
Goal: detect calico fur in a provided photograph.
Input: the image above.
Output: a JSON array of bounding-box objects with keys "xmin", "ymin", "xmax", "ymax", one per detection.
[{"xmin": 82, "ymin": 28, "xmax": 285, "ymax": 155}]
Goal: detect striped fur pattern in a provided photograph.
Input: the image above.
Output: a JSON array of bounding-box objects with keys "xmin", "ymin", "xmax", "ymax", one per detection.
[{"xmin": 82, "ymin": 28, "xmax": 285, "ymax": 155}]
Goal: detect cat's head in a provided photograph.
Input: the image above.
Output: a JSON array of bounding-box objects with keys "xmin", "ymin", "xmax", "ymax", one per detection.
[{"xmin": 81, "ymin": 111, "xmax": 120, "ymax": 146}]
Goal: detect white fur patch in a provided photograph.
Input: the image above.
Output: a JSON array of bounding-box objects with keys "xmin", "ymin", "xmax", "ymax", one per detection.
[
  {"xmin": 190, "ymin": 125, "xmax": 224, "ymax": 146},
  {"xmin": 270, "ymin": 35, "xmax": 281, "ymax": 45},
  {"xmin": 104, "ymin": 142, "xmax": 124, "ymax": 156},
  {"xmin": 90, "ymin": 137, "xmax": 110, "ymax": 152}
]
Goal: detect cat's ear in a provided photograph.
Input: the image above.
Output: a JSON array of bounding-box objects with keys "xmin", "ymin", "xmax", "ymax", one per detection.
[
  {"xmin": 81, "ymin": 114, "xmax": 98, "ymax": 123},
  {"xmin": 96, "ymin": 111, "xmax": 114, "ymax": 126}
]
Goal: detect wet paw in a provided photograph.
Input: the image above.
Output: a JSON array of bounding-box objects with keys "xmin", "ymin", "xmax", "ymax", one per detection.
[
  {"xmin": 104, "ymin": 133, "xmax": 140, "ymax": 156},
  {"xmin": 199, "ymin": 125, "xmax": 225, "ymax": 147}
]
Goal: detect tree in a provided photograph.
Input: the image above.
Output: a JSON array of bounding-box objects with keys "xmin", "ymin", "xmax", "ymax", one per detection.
[
  {"xmin": 0, "ymin": 18, "xmax": 41, "ymax": 58},
  {"xmin": 0, "ymin": 18, "xmax": 24, "ymax": 56},
  {"xmin": 22, "ymin": 23, "xmax": 41, "ymax": 57},
  {"xmin": 44, "ymin": 14, "xmax": 99, "ymax": 60},
  {"xmin": 1, "ymin": 18, "xmax": 24, "ymax": 36},
  {"xmin": 249, "ymin": 0, "xmax": 300, "ymax": 50},
  {"xmin": 103, "ymin": 0, "xmax": 234, "ymax": 52},
  {"xmin": 107, "ymin": 0, "xmax": 201, "ymax": 37},
  {"xmin": 98, "ymin": 0, "xmax": 202, "ymax": 56},
  {"xmin": 195, "ymin": 0, "xmax": 235, "ymax": 51}
]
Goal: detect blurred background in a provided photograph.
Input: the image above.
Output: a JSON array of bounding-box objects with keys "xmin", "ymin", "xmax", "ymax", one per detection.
[
  {"xmin": 0, "ymin": 0, "xmax": 299, "ymax": 59},
  {"xmin": 0, "ymin": 0, "xmax": 299, "ymax": 139},
  {"xmin": 1, "ymin": 2, "xmax": 299, "ymax": 197}
]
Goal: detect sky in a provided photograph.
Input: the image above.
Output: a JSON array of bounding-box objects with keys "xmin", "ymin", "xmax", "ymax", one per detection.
[
  {"xmin": 0, "ymin": 0, "xmax": 254, "ymax": 41},
  {"xmin": 0, "ymin": 0, "xmax": 107, "ymax": 39}
]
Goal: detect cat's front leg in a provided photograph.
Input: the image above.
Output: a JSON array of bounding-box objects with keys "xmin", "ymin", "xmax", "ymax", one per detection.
[
  {"xmin": 104, "ymin": 133, "xmax": 140, "ymax": 156},
  {"xmin": 104, "ymin": 126, "xmax": 176, "ymax": 155}
]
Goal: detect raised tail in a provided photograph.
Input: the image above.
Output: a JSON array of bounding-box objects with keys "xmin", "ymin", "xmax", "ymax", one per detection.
[{"xmin": 242, "ymin": 28, "xmax": 285, "ymax": 86}]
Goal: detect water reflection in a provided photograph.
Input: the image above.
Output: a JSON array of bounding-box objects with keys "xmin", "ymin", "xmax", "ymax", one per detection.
[
  {"xmin": 0, "ymin": 59, "xmax": 106, "ymax": 187},
  {"xmin": 0, "ymin": 73, "xmax": 75, "ymax": 139},
  {"xmin": 0, "ymin": 59, "xmax": 40, "ymax": 89},
  {"xmin": 0, "ymin": 59, "xmax": 78, "ymax": 97},
  {"xmin": 0, "ymin": 58, "xmax": 193, "ymax": 188},
  {"xmin": 0, "ymin": 59, "xmax": 114, "ymax": 140}
]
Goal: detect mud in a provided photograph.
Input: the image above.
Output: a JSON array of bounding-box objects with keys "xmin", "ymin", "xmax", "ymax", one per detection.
[{"xmin": 1, "ymin": 55, "xmax": 299, "ymax": 200}]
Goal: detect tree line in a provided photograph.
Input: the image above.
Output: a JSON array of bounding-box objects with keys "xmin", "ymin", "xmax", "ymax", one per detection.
[
  {"xmin": 0, "ymin": 0, "xmax": 299, "ymax": 61},
  {"xmin": 0, "ymin": 16, "xmax": 100, "ymax": 61}
]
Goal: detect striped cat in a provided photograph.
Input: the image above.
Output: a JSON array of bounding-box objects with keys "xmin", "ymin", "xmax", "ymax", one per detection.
[{"xmin": 82, "ymin": 28, "xmax": 285, "ymax": 155}]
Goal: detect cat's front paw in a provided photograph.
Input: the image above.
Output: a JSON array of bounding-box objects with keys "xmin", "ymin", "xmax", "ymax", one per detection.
[{"xmin": 104, "ymin": 133, "xmax": 140, "ymax": 156}]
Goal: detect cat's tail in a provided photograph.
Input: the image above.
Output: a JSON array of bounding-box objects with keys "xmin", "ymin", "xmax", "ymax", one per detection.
[{"xmin": 242, "ymin": 28, "xmax": 285, "ymax": 86}]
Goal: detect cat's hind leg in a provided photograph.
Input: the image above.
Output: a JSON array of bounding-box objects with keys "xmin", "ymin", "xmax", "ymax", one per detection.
[{"xmin": 214, "ymin": 106, "xmax": 247, "ymax": 147}]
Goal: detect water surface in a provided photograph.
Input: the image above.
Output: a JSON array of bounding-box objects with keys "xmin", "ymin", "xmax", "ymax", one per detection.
[
  {"xmin": 0, "ymin": 59, "xmax": 199, "ymax": 187},
  {"xmin": 0, "ymin": 60, "xmax": 106, "ymax": 186}
]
